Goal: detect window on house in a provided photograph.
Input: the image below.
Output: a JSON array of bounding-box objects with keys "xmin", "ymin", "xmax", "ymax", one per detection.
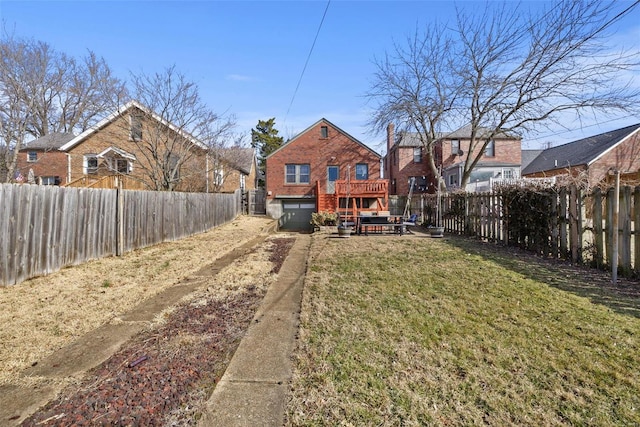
[
  {"xmin": 285, "ymin": 164, "xmax": 310, "ymax": 184},
  {"xmin": 167, "ymin": 153, "xmax": 180, "ymax": 181},
  {"xmin": 27, "ymin": 151, "xmax": 37, "ymax": 162},
  {"xmin": 84, "ymin": 154, "xmax": 98, "ymax": 174},
  {"xmin": 355, "ymin": 163, "xmax": 369, "ymax": 180},
  {"xmin": 502, "ymin": 169, "xmax": 514, "ymax": 179},
  {"xmin": 115, "ymin": 159, "xmax": 130, "ymax": 174},
  {"xmin": 413, "ymin": 147, "xmax": 422, "ymax": 163},
  {"xmin": 320, "ymin": 126, "xmax": 328, "ymax": 138},
  {"xmin": 410, "ymin": 176, "xmax": 428, "ymax": 191},
  {"xmin": 485, "ymin": 140, "xmax": 495, "ymax": 157},
  {"xmin": 448, "ymin": 174, "xmax": 458, "ymax": 186},
  {"xmin": 214, "ymin": 167, "xmax": 224, "ymax": 186},
  {"xmin": 40, "ymin": 176, "xmax": 58, "ymax": 185},
  {"xmin": 451, "ymin": 139, "xmax": 460, "ymax": 155},
  {"xmin": 130, "ymin": 112, "xmax": 143, "ymax": 140}
]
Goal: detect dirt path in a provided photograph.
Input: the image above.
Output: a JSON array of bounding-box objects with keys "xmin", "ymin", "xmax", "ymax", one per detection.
[{"xmin": 0, "ymin": 216, "xmax": 297, "ymax": 425}]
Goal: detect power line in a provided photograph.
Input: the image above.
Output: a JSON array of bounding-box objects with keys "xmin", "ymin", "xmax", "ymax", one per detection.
[{"xmin": 283, "ymin": 1, "xmax": 331, "ymax": 125}]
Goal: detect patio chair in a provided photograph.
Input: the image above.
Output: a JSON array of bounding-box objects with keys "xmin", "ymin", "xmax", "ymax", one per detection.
[{"xmin": 402, "ymin": 214, "xmax": 419, "ymax": 234}]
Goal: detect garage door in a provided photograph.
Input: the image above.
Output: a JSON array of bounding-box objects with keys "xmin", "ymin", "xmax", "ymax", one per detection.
[{"xmin": 279, "ymin": 201, "xmax": 316, "ymax": 231}]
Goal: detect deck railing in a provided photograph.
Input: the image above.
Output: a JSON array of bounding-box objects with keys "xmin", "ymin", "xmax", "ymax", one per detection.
[{"xmin": 335, "ymin": 179, "xmax": 388, "ymax": 196}]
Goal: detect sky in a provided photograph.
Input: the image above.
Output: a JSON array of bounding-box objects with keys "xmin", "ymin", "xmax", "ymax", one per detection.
[{"xmin": 1, "ymin": 0, "xmax": 639, "ymax": 154}]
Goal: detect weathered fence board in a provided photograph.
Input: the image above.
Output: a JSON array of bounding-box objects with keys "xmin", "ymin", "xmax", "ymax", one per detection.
[
  {"xmin": 421, "ymin": 185, "xmax": 640, "ymax": 278},
  {"xmin": 0, "ymin": 184, "xmax": 241, "ymax": 286}
]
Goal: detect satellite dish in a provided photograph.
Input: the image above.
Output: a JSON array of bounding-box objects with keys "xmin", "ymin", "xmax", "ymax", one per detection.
[{"xmin": 458, "ymin": 149, "xmax": 464, "ymax": 156}]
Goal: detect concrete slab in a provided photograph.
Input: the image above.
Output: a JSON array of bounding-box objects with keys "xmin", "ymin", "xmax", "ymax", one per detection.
[
  {"xmin": 222, "ymin": 311, "xmax": 298, "ymax": 382},
  {"xmin": 198, "ymin": 233, "xmax": 311, "ymax": 427},
  {"xmin": 0, "ymin": 384, "xmax": 58, "ymax": 425},
  {"xmin": 198, "ymin": 382, "xmax": 288, "ymax": 427},
  {"xmin": 24, "ymin": 322, "xmax": 146, "ymax": 378}
]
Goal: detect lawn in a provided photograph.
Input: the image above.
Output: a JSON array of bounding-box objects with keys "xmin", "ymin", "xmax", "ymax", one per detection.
[{"xmin": 286, "ymin": 232, "xmax": 640, "ymax": 426}]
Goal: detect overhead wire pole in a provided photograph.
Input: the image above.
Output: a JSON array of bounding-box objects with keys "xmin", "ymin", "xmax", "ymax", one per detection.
[{"xmin": 283, "ymin": 1, "xmax": 331, "ymax": 125}]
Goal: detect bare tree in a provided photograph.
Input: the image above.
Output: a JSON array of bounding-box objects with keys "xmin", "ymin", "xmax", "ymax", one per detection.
[
  {"xmin": 0, "ymin": 32, "xmax": 126, "ymax": 182},
  {"xmin": 453, "ymin": 0, "xmax": 640, "ymax": 187},
  {"xmin": 367, "ymin": 24, "xmax": 458, "ymax": 191},
  {"xmin": 125, "ymin": 66, "xmax": 236, "ymax": 191},
  {"xmin": 367, "ymin": 0, "xmax": 640, "ymax": 190}
]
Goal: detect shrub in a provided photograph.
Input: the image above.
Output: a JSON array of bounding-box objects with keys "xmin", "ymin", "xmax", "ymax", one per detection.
[{"xmin": 310, "ymin": 211, "xmax": 337, "ymax": 227}]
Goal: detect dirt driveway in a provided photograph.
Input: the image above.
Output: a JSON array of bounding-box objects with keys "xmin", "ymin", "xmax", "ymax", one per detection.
[{"xmin": 0, "ymin": 215, "xmax": 294, "ymax": 425}]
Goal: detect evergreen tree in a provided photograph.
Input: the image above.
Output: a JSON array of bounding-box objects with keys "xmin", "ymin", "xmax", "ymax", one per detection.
[{"xmin": 251, "ymin": 118, "xmax": 284, "ymax": 187}]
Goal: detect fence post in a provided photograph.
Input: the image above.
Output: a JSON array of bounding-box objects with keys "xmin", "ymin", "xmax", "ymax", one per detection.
[
  {"xmin": 116, "ymin": 182, "xmax": 124, "ymax": 257},
  {"xmin": 569, "ymin": 185, "xmax": 580, "ymax": 263},
  {"xmin": 592, "ymin": 187, "xmax": 604, "ymax": 269}
]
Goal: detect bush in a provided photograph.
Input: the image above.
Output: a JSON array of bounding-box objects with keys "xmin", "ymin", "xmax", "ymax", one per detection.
[{"xmin": 310, "ymin": 211, "xmax": 337, "ymax": 227}]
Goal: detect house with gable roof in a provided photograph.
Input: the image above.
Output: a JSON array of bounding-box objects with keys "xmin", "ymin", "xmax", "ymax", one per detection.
[
  {"xmin": 15, "ymin": 132, "xmax": 74, "ymax": 185},
  {"xmin": 213, "ymin": 146, "xmax": 258, "ymax": 193},
  {"xmin": 59, "ymin": 100, "xmax": 210, "ymax": 191},
  {"xmin": 522, "ymin": 123, "xmax": 640, "ymax": 187},
  {"xmin": 265, "ymin": 118, "xmax": 386, "ymax": 230},
  {"xmin": 385, "ymin": 123, "xmax": 522, "ymax": 194}
]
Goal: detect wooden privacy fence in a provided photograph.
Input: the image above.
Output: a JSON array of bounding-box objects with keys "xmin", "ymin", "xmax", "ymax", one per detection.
[
  {"xmin": 0, "ymin": 184, "xmax": 241, "ymax": 286},
  {"xmin": 417, "ymin": 185, "xmax": 640, "ymax": 278}
]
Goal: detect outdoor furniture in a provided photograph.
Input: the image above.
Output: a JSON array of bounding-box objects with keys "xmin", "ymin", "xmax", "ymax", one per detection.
[
  {"xmin": 358, "ymin": 214, "xmax": 404, "ymax": 235},
  {"xmin": 402, "ymin": 214, "xmax": 418, "ymax": 234}
]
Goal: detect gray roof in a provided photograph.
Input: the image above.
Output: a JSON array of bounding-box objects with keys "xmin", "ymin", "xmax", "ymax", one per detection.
[
  {"xmin": 521, "ymin": 149, "xmax": 544, "ymax": 171},
  {"xmin": 395, "ymin": 125, "xmax": 519, "ymax": 148},
  {"xmin": 522, "ymin": 123, "xmax": 640, "ymax": 175},
  {"xmin": 221, "ymin": 147, "xmax": 255, "ymax": 175},
  {"xmin": 21, "ymin": 133, "xmax": 75, "ymax": 150}
]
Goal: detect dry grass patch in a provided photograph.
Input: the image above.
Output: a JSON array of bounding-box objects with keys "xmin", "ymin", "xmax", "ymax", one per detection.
[
  {"xmin": 287, "ymin": 234, "xmax": 640, "ymax": 426},
  {"xmin": 0, "ymin": 215, "xmax": 274, "ymax": 386}
]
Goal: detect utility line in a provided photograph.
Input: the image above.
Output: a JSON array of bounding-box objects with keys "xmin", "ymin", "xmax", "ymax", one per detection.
[{"xmin": 283, "ymin": 0, "xmax": 331, "ymax": 125}]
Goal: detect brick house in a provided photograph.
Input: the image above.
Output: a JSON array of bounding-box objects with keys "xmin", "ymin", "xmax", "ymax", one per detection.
[
  {"xmin": 522, "ymin": 123, "xmax": 640, "ymax": 187},
  {"xmin": 58, "ymin": 101, "xmax": 212, "ymax": 191},
  {"xmin": 385, "ymin": 123, "xmax": 522, "ymax": 194},
  {"xmin": 265, "ymin": 118, "xmax": 385, "ymax": 230},
  {"xmin": 15, "ymin": 133, "xmax": 73, "ymax": 185}
]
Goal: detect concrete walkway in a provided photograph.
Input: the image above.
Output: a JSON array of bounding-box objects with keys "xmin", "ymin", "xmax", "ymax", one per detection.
[{"xmin": 198, "ymin": 233, "xmax": 310, "ymax": 426}]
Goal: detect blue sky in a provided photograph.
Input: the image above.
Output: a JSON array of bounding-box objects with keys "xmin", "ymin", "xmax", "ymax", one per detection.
[{"xmin": 1, "ymin": 0, "xmax": 639, "ymax": 153}]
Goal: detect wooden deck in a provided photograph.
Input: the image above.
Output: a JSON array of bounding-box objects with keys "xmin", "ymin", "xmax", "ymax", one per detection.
[{"xmin": 316, "ymin": 179, "xmax": 389, "ymax": 222}]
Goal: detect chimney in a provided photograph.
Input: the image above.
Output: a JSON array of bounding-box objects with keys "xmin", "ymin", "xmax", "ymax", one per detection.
[{"xmin": 386, "ymin": 123, "xmax": 395, "ymax": 152}]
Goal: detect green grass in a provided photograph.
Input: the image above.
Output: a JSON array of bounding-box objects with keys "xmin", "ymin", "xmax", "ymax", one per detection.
[{"xmin": 287, "ymin": 235, "xmax": 640, "ymax": 426}]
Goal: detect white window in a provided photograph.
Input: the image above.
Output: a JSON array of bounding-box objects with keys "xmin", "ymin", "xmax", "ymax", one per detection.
[
  {"xmin": 27, "ymin": 151, "xmax": 37, "ymax": 162},
  {"xmin": 451, "ymin": 139, "xmax": 460, "ymax": 155},
  {"xmin": 449, "ymin": 174, "xmax": 458, "ymax": 186},
  {"xmin": 116, "ymin": 159, "xmax": 130, "ymax": 174},
  {"xmin": 413, "ymin": 147, "xmax": 422, "ymax": 163},
  {"xmin": 40, "ymin": 176, "xmax": 57, "ymax": 185},
  {"xmin": 214, "ymin": 167, "xmax": 224, "ymax": 186},
  {"xmin": 485, "ymin": 140, "xmax": 495, "ymax": 157},
  {"xmin": 84, "ymin": 154, "xmax": 98, "ymax": 174},
  {"xmin": 355, "ymin": 163, "xmax": 369, "ymax": 180},
  {"xmin": 320, "ymin": 126, "xmax": 328, "ymax": 138},
  {"xmin": 285, "ymin": 164, "xmax": 310, "ymax": 184},
  {"xmin": 130, "ymin": 113, "xmax": 143, "ymax": 140}
]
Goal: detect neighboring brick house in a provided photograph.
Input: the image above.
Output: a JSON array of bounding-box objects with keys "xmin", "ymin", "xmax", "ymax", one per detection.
[
  {"xmin": 385, "ymin": 123, "xmax": 429, "ymax": 195},
  {"xmin": 522, "ymin": 123, "xmax": 640, "ymax": 187},
  {"xmin": 15, "ymin": 133, "xmax": 73, "ymax": 185},
  {"xmin": 385, "ymin": 123, "xmax": 522, "ymax": 194},
  {"xmin": 265, "ymin": 118, "xmax": 384, "ymax": 230}
]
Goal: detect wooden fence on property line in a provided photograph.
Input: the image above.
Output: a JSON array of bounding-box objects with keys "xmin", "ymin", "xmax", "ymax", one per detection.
[
  {"xmin": 0, "ymin": 183, "xmax": 242, "ymax": 286},
  {"xmin": 401, "ymin": 186, "xmax": 639, "ymax": 278}
]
